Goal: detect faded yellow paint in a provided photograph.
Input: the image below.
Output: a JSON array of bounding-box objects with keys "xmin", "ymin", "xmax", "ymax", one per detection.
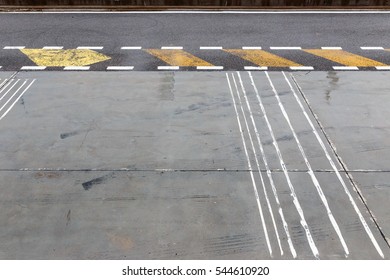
[
  {"xmin": 145, "ymin": 49, "xmax": 212, "ymax": 66},
  {"xmin": 20, "ymin": 49, "xmax": 111, "ymax": 66},
  {"xmin": 224, "ymin": 49, "xmax": 301, "ymax": 67},
  {"xmin": 303, "ymin": 49, "xmax": 387, "ymax": 67}
]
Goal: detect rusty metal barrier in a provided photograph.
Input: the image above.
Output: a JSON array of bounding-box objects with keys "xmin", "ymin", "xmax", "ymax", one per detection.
[{"xmin": 0, "ymin": 0, "xmax": 389, "ymax": 7}]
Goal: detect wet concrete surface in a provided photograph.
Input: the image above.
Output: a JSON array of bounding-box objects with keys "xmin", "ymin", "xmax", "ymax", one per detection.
[{"xmin": 0, "ymin": 71, "xmax": 389, "ymax": 259}]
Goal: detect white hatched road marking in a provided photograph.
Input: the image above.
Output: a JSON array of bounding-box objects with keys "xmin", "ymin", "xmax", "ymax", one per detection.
[
  {"xmin": 287, "ymin": 72, "xmax": 385, "ymax": 258},
  {"xmin": 0, "ymin": 79, "xmax": 19, "ymax": 101},
  {"xmin": 266, "ymin": 72, "xmax": 350, "ymax": 257},
  {"xmin": 250, "ymin": 72, "xmax": 320, "ymax": 259},
  {"xmin": 0, "ymin": 79, "xmax": 35, "ymax": 121},
  {"xmin": 226, "ymin": 73, "xmax": 272, "ymax": 257}
]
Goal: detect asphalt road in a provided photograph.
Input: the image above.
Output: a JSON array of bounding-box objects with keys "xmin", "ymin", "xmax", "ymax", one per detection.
[
  {"xmin": 1, "ymin": 11, "xmax": 390, "ymax": 70},
  {"xmin": 0, "ymin": 11, "xmax": 390, "ymax": 260}
]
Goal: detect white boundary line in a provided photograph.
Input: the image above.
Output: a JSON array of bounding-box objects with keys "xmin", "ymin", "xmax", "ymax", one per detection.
[
  {"xmin": 121, "ymin": 46, "xmax": 142, "ymax": 50},
  {"xmin": 287, "ymin": 72, "xmax": 385, "ymax": 258},
  {"xmin": 244, "ymin": 66, "xmax": 268, "ymax": 71},
  {"xmin": 250, "ymin": 71, "xmax": 320, "ymax": 259},
  {"xmin": 290, "ymin": 66, "xmax": 314, "ymax": 70},
  {"xmin": 21, "ymin": 66, "xmax": 46, "ymax": 70},
  {"xmin": 376, "ymin": 66, "xmax": 390, "ymax": 70},
  {"xmin": 161, "ymin": 46, "xmax": 183, "ymax": 50},
  {"xmin": 361, "ymin": 47, "xmax": 384, "ymax": 50},
  {"xmin": 63, "ymin": 66, "xmax": 90, "ymax": 70},
  {"xmin": 242, "ymin": 46, "xmax": 262, "ymax": 50},
  {"xmin": 42, "ymin": 46, "xmax": 63, "ymax": 49},
  {"xmin": 76, "ymin": 46, "xmax": 103, "ymax": 50},
  {"xmin": 321, "ymin": 47, "xmax": 343, "ymax": 50},
  {"xmin": 197, "ymin": 66, "xmax": 223, "ymax": 70},
  {"xmin": 226, "ymin": 73, "xmax": 272, "ymax": 257},
  {"xmin": 200, "ymin": 46, "xmax": 223, "ymax": 50},
  {"xmin": 106, "ymin": 66, "xmax": 134, "ymax": 70},
  {"xmin": 267, "ymin": 72, "xmax": 349, "ymax": 257},
  {"xmin": 158, "ymin": 66, "xmax": 179, "ymax": 70},
  {"xmin": 270, "ymin": 47, "xmax": 301, "ymax": 50},
  {"xmin": 3, "ymin": 46, "xmax": 25, "ymax": 49},
  {"xmin": 333, "ymin": 66, "xmax": 359, "ymax": 70}
]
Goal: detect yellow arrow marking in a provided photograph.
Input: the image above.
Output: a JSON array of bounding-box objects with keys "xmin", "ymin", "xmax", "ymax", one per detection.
[
  {"xmin": 20, "ymin": 49, "xmax": 111, "ymax": 67},
  {"xmin": 224, "ymin": 49, "xmax": 302, "ymax": 67},
  {"xmin": 303, "ymin": 49, "xmax": 387, "ymax": 67},
  {"xmin": 145, "ymin": 49, "xmax": 212, "ymax": 66}
]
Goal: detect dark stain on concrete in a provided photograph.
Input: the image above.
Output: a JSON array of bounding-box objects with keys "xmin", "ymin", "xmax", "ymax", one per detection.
[{"xmin": 82, "ymin": 173, "xmax": 115, "ymax": 190}]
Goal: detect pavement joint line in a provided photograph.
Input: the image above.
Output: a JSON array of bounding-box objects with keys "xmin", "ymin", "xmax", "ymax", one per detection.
[
  {"xmin": 333, "ymin": 66, "xmax": 359, "ymax": 70},
  {"xmin": 290, "ymin": 66, "xmax": 314, "ymax": 70},
  {"xmin": 375, "ymin": 66, "xmax": 390, "ymax": 70},
  {"xmin": 242, "ymin": 46, "xmax": 262, "ymax": 50},
  {"xmin": 76, "ymin": 46, "xmax": 103, "ymax": 50},
  {"xmin": 20, "ymin": 66, "xmax": 46, "ymax": 70},
  {"xmin": 63, "ymin": 66, "xmax": 90, "ymax": 70},
  {"xmin": 197, "ymin": 66, "xmax": 224, "ymax": 70},
  {"xmin": 361, "ymin": 47, "xmax": 384, "ymax": 50},
  {"xmin": 161, "ymin": 46, "xmax": 183, "ymax": 50},
  {"xmin": 42, "ymin": 46, "xmax": 63, "ymax": 49},
  {"xmin": 3, "ymin": 46, "xmax": 25, "ymax": 49},
  {"xmin": 106, "ymin": 66, "xmax": 134, "ymax": 70},
  {"xmin": 270, "ymin": 46, "xmax": 302, "ymax": 50},
  {"xmin": 321, "ymin": 47, "xmax": 343, "ymax": 50},
  {"xmin": 244, "ymin": 66, "xmax": 268, "ymax": 70},
  {"xmin": 200, "ymin": 46, "xmax": 223, "ymax": 50},
  {"xmin": 158, "ymin": 66, "xmax": 180, "ymax": 70},
  {"xmin": 121, "ymin": 46, "xmax": 142, "ymax": 50}
]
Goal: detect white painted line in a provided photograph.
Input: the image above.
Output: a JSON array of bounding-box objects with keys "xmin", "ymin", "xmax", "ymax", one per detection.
[
  {"xmin": 106, "ymin": 66, "xmax": 134, "ymax": 70},
  {"xmin": 242, "ymin": 46, "xmax": 262, "ymax": 50},
  {"xmin": 287, "ymin": 72, "xmax": 385, "ymax": 259},
  {"xmin": 63, "ymin": 66, "xmax": 90, "ymax": 71},
  {"xmin": 21, "ymin": 66, "xmax": 46, "ymax": 70},
  {"xmin": 76, "ymin": 46, "xmax": 103, "ymax": 50},
  {"xmin": 0, "ymin": 66, "xmax": 2, "ymax": 69},
  {"xmin": 376, "ymin": 66, "xmax": 390, "ymax": 70},
  {"xmin": 161, "ymin": 46, "xmax": 183, "ymax": 50},
  {"xmin": 270, "ymin": 47, "xmax": 302, "ymax": 50},
  {"xmin": 121, "ymin": 46, "xmax": 142, "ymax": 50},
  {"xmin": 0, "ymin": 80, "xmax": 35, "ymax": 121},
  {"xmin": 0, "ymin": 79, "xmax": 19, "ymax": 100},
  {"xmin": 250, "ymin": 71, "xmax": 319, "ymax": 259},
  {"xmin": 361, "ymin": 47, "xmax": 384, "ymax": 50},
  {"xmin": 244, "ymin": 66, "xmax": 268, "ymax": 71},
  {"xmin": 200, "ymin": 46, "xmax": 223, "ymax": 50},
  {"xmin": 321, "ymin": 47, "xmax": 343, "ymax": 50},
  {"xmin": 158, "ymin": 66, "xmax": 179, "ymax": 70},
  {"xmin": 268, "ymin": 72, "xmax": 349, "ymax": 257},
  {"xmin": 0, "ymin": 80, "xmax": 27, "ymax": 113},
  {"xmin": 3, "ymin": 46, "xmax": 25, "ymax": 49},
  {"xmin": 243, "ymin": 71, "xmax": 296, "ymax": 258},
  {"xmin": 197, "ymin": 66, "xmax": 223, "ymax": 70},
  {"xmin": 333, "ymin": 66, "xmax": 359, "ymax": 70},
  {"xmin": 226, "ymin": 73, "xmax": 272, "ymax": 257},
  {"xmin": 237, "ymin": 72, "xmax": 290, "ymax": 258},
  {"xmin": 290, "ymin": 66, "xmax": 314, "ymax": 70},
  {"xmin": 42, "ymin": 46, "xmax": 63, "ymax": 49}
]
